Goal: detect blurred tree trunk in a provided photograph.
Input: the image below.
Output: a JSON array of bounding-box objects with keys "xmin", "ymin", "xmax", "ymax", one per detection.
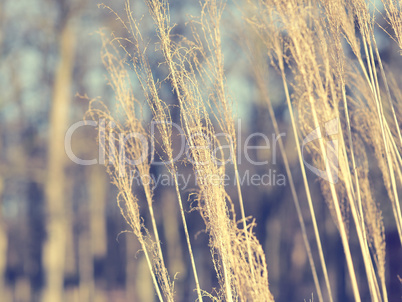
[
  {"xmin": 78, "ymin": 165, "xmax": 107, "ymax": 302},
  {"xmin": 64, "ymin": 178, "xmax": 76, "ymax": 278},
  {"xmin": 14, "ymin": 277, "xmax": 31, "ymax": 302},
  {"xmin": 89, "ymin": 166, "xmax": 107, "ymax": 302},
  {"xmin": 78, "ymin": 222, "xmax": 94, "ymax": 302},
  {"xmin": 126, "ymin": 235, "xmax": 139, "ymax": 302},
  {"xmin": 131, "ymin": 240, "xmax": 155, "ymax": 302},
  {"xmin": 42, "ymin": 21, "xmax": 76, "ymax": 302},
  {"xmin": 89, "ymin": 166, "xmax": 107, "ymax": 259}
]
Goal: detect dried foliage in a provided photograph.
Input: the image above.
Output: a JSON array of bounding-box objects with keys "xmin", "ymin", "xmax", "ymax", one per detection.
[{"xmin": 87, "ymin": 0, "xmax": 402, "ymax": 301}]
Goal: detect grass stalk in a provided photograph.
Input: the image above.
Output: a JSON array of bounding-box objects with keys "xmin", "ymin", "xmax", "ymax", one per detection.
[
  {"xmin": 278, "ymin": 65, "xmax": 334, "ymax": 302},
  {"xmin": 252, "ymin": 62, "xmax": 324, "ymax": 302}
]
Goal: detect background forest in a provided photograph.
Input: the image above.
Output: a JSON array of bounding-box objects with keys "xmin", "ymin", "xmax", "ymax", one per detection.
[{"xmin": 0, "ymin": 0, "xmax": 401, "ymax": 301}]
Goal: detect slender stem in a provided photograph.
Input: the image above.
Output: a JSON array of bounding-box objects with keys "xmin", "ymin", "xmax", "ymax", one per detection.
[
  {"xmin": 140, "ymin": 238, "xmax": 165, "ymax": 302},
  {"xmin": 143, "ymin": 185, "xmax": 174, "ymax": 301},
  {"xmin": 278, "ymin": 63, "xmax": 334, "ymax": 302},
  {"xmin": 307, "ymin": 95, "xmax": 361, "ymax": 302},
  {"xmin": 253, "ymin": 65, "xmax": 324, "ymax": 302},
  {"xmin": 172, "ymin": 171, "xmax": 204, "ymax": 301}
]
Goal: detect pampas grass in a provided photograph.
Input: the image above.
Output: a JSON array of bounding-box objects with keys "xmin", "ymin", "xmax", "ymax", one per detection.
[{"xmin": 87, "ymin": 0, "xmax": 402, "ymax": 300}]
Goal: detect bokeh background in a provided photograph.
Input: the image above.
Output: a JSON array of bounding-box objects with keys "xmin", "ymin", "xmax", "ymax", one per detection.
[{"xmin": 0, "ymin": 0, "xmax": 401, "ymax": 301}]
